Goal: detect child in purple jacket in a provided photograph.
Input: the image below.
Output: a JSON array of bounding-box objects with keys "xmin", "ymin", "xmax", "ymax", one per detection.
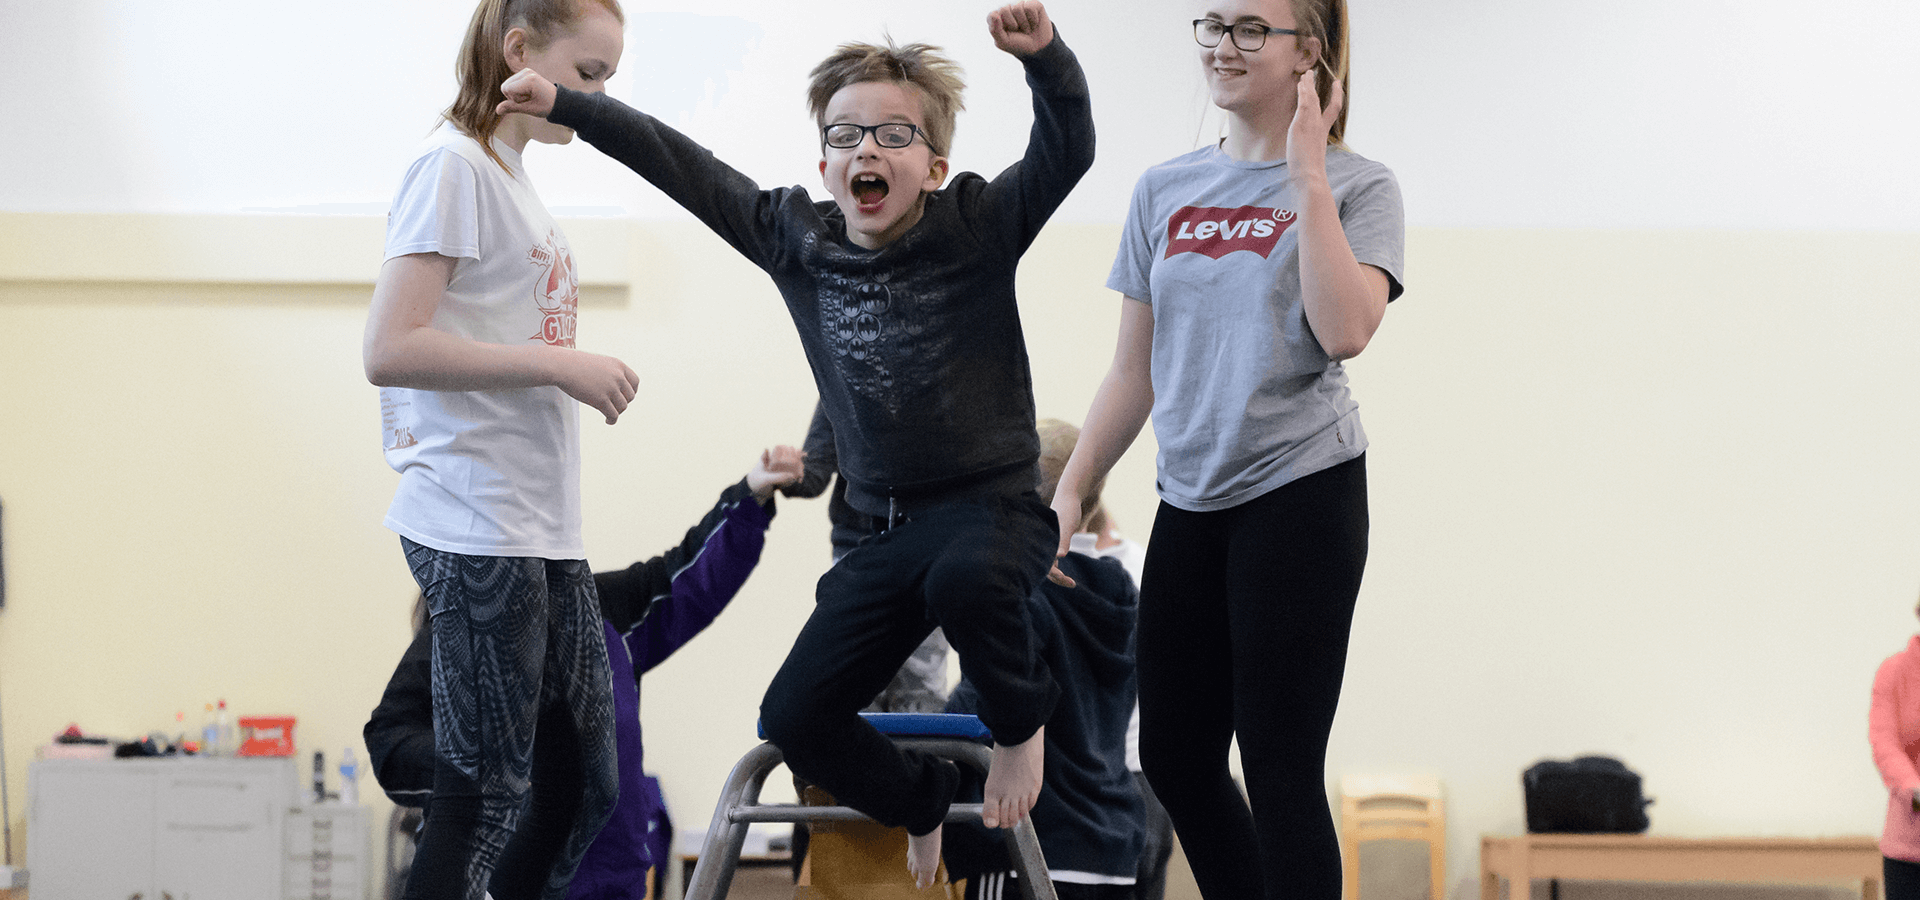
[{"xmin": 366, "ymin": 446, "xmax": 802, "ymax": 900}]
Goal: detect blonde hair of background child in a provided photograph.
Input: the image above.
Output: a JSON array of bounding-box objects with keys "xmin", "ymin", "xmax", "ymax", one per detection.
[{"xmin": 1037, "ymin": 418, "xmax": 1101, "ymax": 530}]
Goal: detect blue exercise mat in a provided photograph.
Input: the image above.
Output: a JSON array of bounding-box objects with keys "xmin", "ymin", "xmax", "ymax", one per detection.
[{"xmin": 757, "ymin": 712, "xmax": 993, "ymax": 743}]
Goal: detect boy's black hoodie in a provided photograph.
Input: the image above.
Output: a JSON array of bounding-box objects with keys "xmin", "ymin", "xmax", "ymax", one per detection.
[
  {"xmin": 546, "ymin": 36, "xmax": 1095, "ymax": 517},
  {"xmin": 943, "ymin": 550, "xmax": 1144, "ymax": 878}
]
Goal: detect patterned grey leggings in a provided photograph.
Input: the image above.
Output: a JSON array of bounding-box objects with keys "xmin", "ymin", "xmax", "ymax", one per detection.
[{"xmin": 399, "ymin": 538, "xmax": 618, "ymax": 900}]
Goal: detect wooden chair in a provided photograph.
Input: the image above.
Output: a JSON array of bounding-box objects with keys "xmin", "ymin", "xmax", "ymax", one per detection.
[
  {"xmin": 684, "ymin": 713, "xmax": 1054, "ymax": 900},
  {"xmin": 1340, "ymin": 774, "xmax": 1446, "ymax": 900}
]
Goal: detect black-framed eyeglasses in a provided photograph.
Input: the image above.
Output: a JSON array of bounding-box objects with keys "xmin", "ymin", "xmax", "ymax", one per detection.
[
  {"xmin": 1193, "ymin": 18, "xmax": 1299, "ymax": 52},
  {"xmin": 822, "ymin": 122, "xmax": 927, "ymax": 150}
]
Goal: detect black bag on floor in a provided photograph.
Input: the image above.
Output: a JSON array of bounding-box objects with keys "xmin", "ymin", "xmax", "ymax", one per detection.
[{"xmin": 1523, "ymin": 756, "xmax": 1653, "ymax": 833}]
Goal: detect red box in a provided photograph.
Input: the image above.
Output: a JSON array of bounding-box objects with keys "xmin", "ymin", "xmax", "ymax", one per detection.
[{"xmin": 237, "ymin": 716, "xmax": 297, "ymax": 756}]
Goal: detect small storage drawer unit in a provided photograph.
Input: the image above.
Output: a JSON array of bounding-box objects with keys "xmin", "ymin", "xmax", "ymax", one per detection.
[{"xmin": 286, "ymin": 804, "xmax": 370, "ymax": 900}]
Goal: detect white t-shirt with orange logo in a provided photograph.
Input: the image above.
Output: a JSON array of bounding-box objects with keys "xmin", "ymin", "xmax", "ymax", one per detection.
[{"xmin": 378, "ymin": 123, "xmax": 584, "ymax": 559}]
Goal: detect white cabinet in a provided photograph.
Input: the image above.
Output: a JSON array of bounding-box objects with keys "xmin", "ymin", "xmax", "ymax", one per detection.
[
  {"xmin": 285, "ymin": 805, "xmax": 370, "ymax": 900},
  {"xmin": 26, "ymin": 762, "xmax": 157, "ymax": 899},
  {"xmin": 29, "ymin": 757, "xmax": 295, "ymax": 900}
]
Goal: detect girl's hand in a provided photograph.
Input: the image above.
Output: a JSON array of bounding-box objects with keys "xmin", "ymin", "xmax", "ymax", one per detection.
[
  {"xmin": 498, "ymin": 68, "xmax": 559, "ymax": 119},
  {"xmin": 1046, "ymin": 488, "xmax": 1081, "ymax": 587},
  {"xmin": 552, "ymin": 350, "xmax": 639, "ymax": 424},
  {"xmin": 988, "ymin": 1, "xmax": 1054, "ymax": 57},
  {"xmin": 749, "ymin": 445, "xmax": 806, "ymax": 501},
  {"xmin": 1286, "ymin": 65, "xmax": 1344, "ymax": 178}
]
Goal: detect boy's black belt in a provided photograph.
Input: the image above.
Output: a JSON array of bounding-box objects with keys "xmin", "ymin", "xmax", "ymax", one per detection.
[{"xmin": 850, "ymin": 460, "xmax": 1041, "ymax": 533}]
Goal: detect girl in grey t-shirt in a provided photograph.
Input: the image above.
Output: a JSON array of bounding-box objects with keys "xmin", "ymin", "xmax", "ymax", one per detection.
[{"xmin": 1050, "ymin": 1, "xmax": 1405, "ymax": 898}]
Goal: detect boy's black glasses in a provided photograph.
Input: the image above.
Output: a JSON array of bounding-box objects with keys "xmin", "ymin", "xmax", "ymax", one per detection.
[
  {"xmin": 823, "ymin": 122, "xmax": 927, "ymax": 150},
  {"xmin": 1193, "ymin": 18, "xmax": 1300, "ymax": 52}
]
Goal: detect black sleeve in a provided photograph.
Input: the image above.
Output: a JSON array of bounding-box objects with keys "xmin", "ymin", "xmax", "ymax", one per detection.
[
  {"xmin": 964, "ymin": 33, "xmax": 1097, "ymax": 257},
  {"xmin": 781, "ymin": 400, "xmax": 838, "ymax": 499},
  {"xmin": 548, "ymin": 86, "xmax": 805, "ymax": 272},
  {"xmin": 593, "ymin": 479, "xmax": 761, "ymax": 631},
  {"xmin": 363, "ymin": 628, "xmax": 436, "ymax": 806}
]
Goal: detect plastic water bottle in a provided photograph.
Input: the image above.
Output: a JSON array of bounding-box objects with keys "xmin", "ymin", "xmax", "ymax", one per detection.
[
  {"xmin": 201, "ymin": 703, "xmax": 219, "ymax": 755},
  {"xmin": 338, "ymin": 747, "xmax": 361, "ymax": 805},
  {"xmin": 214, "ymin": 699, "xmax": 235, "ymax": 756}
]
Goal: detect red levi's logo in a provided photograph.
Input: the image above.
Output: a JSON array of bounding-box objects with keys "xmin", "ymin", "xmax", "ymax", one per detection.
[{"xmin": 1164, "ymin": 206, "xmax": 1297, "ymax": 260}]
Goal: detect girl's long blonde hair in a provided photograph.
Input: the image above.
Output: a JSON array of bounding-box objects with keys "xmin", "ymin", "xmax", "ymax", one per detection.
[
  {"xmin": 446, "ymin": 0, "xmax": 625, "ymax": 173},
  {"xmin": 1291, "ymin": 0, "xmax": 1351, "ymax": 146}
]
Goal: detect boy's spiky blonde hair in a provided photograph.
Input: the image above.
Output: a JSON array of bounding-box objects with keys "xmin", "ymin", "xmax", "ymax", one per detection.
[{"xmin": 807, "ymin": 40, "xmax": 966, "ymax": 157}]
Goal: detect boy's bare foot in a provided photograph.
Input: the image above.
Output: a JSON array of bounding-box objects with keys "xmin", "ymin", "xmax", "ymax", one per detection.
[
  {"xmin": 981, "ymin": 725, "xmax": 1045, "ymax": 829},
  {"xmin": 906, "ymin": 823, "xmax": 943, "ymax": 889}
]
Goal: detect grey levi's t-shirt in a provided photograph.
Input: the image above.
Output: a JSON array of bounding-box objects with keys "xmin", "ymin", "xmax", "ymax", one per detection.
[{"xmin": 1108, "ymin": 144, "xmax": 1405, "ymax": 513}]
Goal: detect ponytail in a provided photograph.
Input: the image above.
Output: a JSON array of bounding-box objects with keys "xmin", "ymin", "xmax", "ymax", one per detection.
[
  {"xmin": 1291, "ymin": 0, "xmax": 1350, "ymax": 146},
  {"xmin": 444, "ymin": 0, "xmax": 625, "ymax": 173}
]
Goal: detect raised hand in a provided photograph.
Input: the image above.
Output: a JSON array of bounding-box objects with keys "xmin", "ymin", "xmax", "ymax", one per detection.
[
  {"xmin": 749, "ymin": 445, "xmax": 806, "ymax": 500},
  {"xmin": 553, "ymin": 350, "xmax": 639, "ymax": 424},
  {"xmin": 497, "ymin": 68, "xmax": 559, "ymax": 119},
  {"xmin": 988, "ymin": 0, "xmax": 1054, "ymax": 57},
  {"xmin": 1286, "ymin": 64, "xmax": 1344, "ymax": 179}
]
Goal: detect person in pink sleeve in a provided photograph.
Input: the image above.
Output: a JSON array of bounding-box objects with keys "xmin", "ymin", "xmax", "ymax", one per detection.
[{"xmin": 1869, "ymin": 595, "xmax": 1920, "ymax": 899}]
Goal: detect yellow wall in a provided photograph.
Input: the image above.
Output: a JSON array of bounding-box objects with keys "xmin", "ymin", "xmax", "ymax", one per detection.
[
  {"xmin": 0, "ymin": 212, "xmax": 1153, "ymax": 885},
  {"xmin": 2, "ymin": 213, "xmax": 1917, "ymax": 896}
]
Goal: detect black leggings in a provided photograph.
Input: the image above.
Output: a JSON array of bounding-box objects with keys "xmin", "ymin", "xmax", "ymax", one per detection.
[
  {"xmin": 399, "ymin": 539, "xmax": 620, "ymax": 900},
  {"xmin": 1889, "ymin": 856, "xmax": 1920, "ymax": 900},
  {"xmin": 1135, "ymin": 456, "xmax": 1367, "ymax": 900}
]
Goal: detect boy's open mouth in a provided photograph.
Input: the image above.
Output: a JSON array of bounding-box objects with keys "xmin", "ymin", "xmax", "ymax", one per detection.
[{"xmin": 853, "ymin": 174, "xmax": 890, "ymax": 211}]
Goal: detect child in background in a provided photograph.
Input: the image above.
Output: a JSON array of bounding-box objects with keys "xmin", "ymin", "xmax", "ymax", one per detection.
[
  {"xmin": 944, "ymin": 419, "xmax": 1144, "ymax": 900},
  {"xmin": 494, "ymin": 1, "xmax": 1094, "ymax": 886},
  {"xmin": 360, "ymin": 1, "xmax": 635, "ymax": 897},
  {"xmin": 367, "ymin": 447, "xmax": 805, "ymax": 900},
  {"xmin": 1871, "ymin": 592, "xmax": 1920, "ymax": 900},
  {"xmin": 1073, "ymin": 507, "xmax": 1174, "ymax": 900}
]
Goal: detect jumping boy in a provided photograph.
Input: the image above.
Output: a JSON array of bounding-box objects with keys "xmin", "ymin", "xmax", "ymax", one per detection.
[{"xmin": 495, "ymin": 0, "xmax": 1093, "ymax": 886}]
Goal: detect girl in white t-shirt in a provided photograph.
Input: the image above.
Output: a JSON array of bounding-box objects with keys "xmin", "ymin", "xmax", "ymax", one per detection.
[
  {"xmin": 361, "ymin": 1, "xmax": 635, "ymax": 898},
  {"xmin": 1049, "ymin": 1, "xmax": 1405, "ymax": 898}
]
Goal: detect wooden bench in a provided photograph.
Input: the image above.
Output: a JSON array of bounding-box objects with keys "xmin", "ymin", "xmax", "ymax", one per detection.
[{"xmin": 1480, "ymin": 834, "xmax": 1882, "ymax": 900}]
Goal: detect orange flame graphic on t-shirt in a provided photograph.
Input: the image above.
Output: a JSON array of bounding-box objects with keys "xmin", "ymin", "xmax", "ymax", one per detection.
[{"xmin": 530, "ymin": 230, "xmax": 578, "ymax": 348}]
